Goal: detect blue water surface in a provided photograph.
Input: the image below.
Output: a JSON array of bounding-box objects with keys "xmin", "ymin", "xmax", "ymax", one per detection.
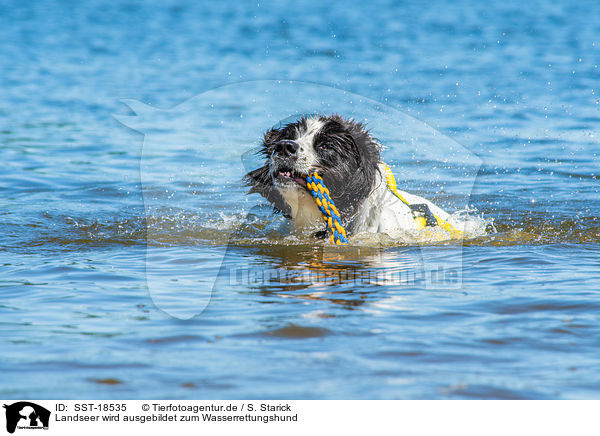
[{"xmin": 1, "ymin": 0, "xmax": 599, "ymax": 399}]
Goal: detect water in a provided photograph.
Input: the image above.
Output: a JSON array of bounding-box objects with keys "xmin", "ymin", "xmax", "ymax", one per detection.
[{"xmin": 1, "ymin": 0, "xmax": 599, "ymax": 399}]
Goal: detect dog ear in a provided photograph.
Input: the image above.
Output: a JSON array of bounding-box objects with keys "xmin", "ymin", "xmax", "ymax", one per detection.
[{"xmin": 243, "ymin": 165, "xmax": 291, "ymax": 217}]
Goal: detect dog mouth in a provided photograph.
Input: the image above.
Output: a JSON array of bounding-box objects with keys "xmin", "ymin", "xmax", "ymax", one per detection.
[{"xmin": 273, "ymin": 167, "xmax": 308, "ymax": 188}]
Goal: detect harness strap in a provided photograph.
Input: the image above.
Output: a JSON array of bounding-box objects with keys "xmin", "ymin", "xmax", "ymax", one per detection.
[{"xmin": 381, "ymin": 162, "xmax": 464, "ymax": 237}]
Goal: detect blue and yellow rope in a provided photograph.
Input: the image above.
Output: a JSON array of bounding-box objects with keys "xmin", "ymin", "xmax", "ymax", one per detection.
[
  {"xmin": 305, "ymin": 172, "xmax": 349, "ymax": 245},
  {"xmin": 306, "ymin": 164, "xmax": 464, "ymax": 245}
]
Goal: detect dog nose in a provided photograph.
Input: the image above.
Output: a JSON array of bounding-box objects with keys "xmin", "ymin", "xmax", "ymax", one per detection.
[{"xmin": 274, "ymin": 140, "xmax": 299, "ymax": 157}]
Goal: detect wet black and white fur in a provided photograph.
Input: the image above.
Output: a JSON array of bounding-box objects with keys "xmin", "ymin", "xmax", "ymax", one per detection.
[{"xmin": 244, "ymin": 115, "xmax": 452, "ymax": 236}]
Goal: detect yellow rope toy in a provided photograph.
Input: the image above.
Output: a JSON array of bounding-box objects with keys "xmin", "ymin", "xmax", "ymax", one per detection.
[{"xmin": 306, "ymin": 163, "xmax": 464, "ymax": 245}]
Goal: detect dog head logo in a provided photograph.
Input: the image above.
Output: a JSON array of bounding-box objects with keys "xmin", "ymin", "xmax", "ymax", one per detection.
[{"xmin": 3, "ymin": 402, "xmax": 50, "ymax": 434}]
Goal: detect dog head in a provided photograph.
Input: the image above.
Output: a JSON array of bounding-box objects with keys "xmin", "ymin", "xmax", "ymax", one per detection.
[{"xmin": 244, "ymin": 114, "xmax": 381, "ymax": 229}]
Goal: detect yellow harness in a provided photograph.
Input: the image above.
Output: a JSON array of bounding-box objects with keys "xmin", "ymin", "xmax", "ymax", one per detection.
[
  {"xmin": 306, "ymin": 163, "xmax": 464, "ymax": 245},
  {"xmin": 380, "ymin": 162, "xmax": 464, "ymax": 238}
]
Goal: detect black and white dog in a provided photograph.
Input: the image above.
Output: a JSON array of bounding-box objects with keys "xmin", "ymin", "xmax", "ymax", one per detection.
[{"xmin": 244, "ymin": 114, "xmax": 453, "ymax": 237}]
